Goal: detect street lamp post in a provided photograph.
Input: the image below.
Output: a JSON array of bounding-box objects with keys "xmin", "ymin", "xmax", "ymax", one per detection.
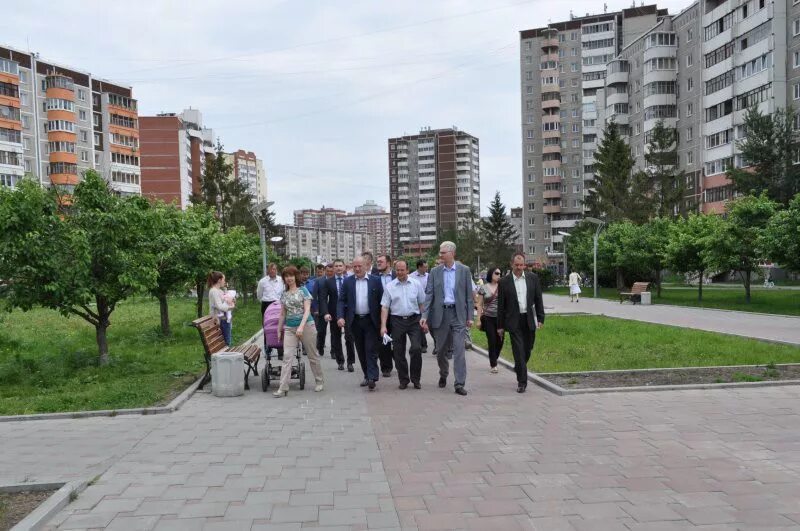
[
  {"xmin": 249, "ymin": 200, "xmax": 275, "ymax": 277},
  {"xmin": 585, "ymin": 217, "xmax": 605, "ymax": 299},
  {"xmin": 557, "ymin": 231, "xmax": 571, "ymax": 281}
]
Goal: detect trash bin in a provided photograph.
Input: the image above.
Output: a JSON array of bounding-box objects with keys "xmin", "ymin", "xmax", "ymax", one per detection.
[
  {"xmin": 640, "ymin": 291, "xmax": 652, "ymax": 305},
  {"xmin": 211, "ymin": 351, "xmax": 245, "ymax": 397}
]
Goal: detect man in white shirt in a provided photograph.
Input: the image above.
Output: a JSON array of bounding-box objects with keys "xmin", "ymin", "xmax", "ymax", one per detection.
[
  {"xmin": 380, "ymin": 260, "xmax": 425, "ymax": 389},
  {"xmin": 257, "ymin": 262, "xmax": 285, "ymax": 359}
]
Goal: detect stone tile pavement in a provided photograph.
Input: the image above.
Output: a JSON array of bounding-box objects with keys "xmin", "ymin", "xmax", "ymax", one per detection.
[
  {"xmin": 544, "ymin": 293, "xmax": 800, "ymax": 346},
  {"xmin": 2, "ymin": 339, "xmax": 799, "ymax": 529}
]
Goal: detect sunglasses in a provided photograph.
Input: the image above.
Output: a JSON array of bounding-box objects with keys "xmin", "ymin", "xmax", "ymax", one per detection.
[{"xmin": 493, "ymin": 271, "xmax": 501, "ymax": 275}]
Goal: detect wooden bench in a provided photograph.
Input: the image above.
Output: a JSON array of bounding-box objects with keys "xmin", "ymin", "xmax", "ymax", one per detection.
[
  {"xmin": 619, "ymin": 282, "xmax": 650, "ymax": 304},
  {"xmin": 191, "ymin": 315, "xmax": 261, "ymax": 390}
]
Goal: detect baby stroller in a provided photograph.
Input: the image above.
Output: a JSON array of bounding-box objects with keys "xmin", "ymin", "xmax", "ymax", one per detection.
[{"xmin": 262, "ymin": 302, "xmax": 305, "ymax": 391}]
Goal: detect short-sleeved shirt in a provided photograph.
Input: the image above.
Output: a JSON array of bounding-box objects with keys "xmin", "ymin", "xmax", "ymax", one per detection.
[
  {"xmin": 478, "ymin": 283, "xmax": 499, "ymax": 317},
  {"xmin": 281, "ymin": 287, "xmax": 314, "ymax": 328},
  {"xmin": 381, "ymin": 277, "xmax": 425, "ymax": 316}
]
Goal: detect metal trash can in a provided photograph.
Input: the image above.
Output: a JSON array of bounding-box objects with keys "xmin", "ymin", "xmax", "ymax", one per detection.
[
  {"xmin": 640, "ymin": 291, "xmax": 652, "ymax": 305},
  {"xmin": 211, "ymin": 351, "xmax": 245, "ymax": 397}
]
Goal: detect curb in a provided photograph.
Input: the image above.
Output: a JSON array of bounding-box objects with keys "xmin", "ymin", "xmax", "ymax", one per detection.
[
  {"xmin": 468, "ymin": 344, "xmax": 800, "ymax": 396},
  {"xmin": 0, "ymin": 329, "xmax": 264, "ymax": 423},
  {"xmin": 4, "ymin": 478, "xmax": 90, "ymax": 531}
]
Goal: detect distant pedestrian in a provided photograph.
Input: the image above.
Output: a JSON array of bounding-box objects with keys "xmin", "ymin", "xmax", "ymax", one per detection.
[
  {"xmin": 208, "ymin": 271, "xmax": 235, "ymax": 346},
  {"xmin": 568, "ymin": 270, "xmax": 582, "ymax": 303},
  {"xmin": 497, "ymin": 253, "xmax": 545, "ymax": 394},
  {"xmin": 476, "ymin": 266, "xmax": 504, "ymax": 374}
]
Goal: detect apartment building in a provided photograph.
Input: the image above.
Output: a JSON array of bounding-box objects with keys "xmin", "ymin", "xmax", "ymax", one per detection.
[
  {"xmin": 139, "ymin": 108, "xmax": 215, "ymax": 208},
  {"xmin": 293, "ymin": 200, "xmax": 391, "ymax": 256},
  {"xmin": 388, "ymin": 127, "xmax": 480, "ymax": 257},
  {"xmin": 596, "ymin": 0, "xmax": 787, "ymax": 215},
  {"xmin": 224, "ymin": 149, "xmax": 267, "ymax": 203},
  {"xmin": 0, "ymin": 44, "xmax": 140, "ymax": 194},
  {"xmin": 278, "ymin": 225, "xmax": 374, "ymax": 264},
  {"xmin": 520, "ymin": 7, "xmax": 667, "ymax": 265}
]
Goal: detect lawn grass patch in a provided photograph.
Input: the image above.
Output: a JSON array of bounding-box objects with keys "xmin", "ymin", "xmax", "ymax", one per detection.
[
  {"xmin": 549, "ymin": 286, "xmax": 800, "ymax": 316},
  {"xmin": 0, "ymin": 297, "xmax": 262, "ymax": 415},
  {"xmin": 470, "ymin": 315, "xmax": 800, "ymax": 373}
]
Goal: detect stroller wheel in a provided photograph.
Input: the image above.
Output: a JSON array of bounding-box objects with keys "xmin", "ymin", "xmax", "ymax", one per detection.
[{"xmin": 298, "ymin": 361, "xmax": 306, "ymax": 390}]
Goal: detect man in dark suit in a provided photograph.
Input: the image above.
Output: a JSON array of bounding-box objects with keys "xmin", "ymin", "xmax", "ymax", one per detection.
[
  {"xmin": 321, "ymin": 259, "xmax": 355, "ymax": 372},
  {"xmin": 497, "ymin": 252, "xmax": 545, "ymax": 393},
  {"xmin": 337, "ymin": 256, "xmax": 384, "ymax": 390},
  {"xmin": 314, "ymin": 264, "xmax": 327, "ymax": 357},
  {"xmin": 375, "ymin": 254, "xmax": 396, "ymax": 377}
]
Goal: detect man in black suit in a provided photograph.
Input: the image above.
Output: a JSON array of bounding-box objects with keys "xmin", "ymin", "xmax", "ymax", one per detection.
[
  {"xmin": 321, "ymin": 259, "xmax": 355, "ymax": 372},
  {"xmin": 337, "ymin": 256, "xmax": 384, "ymax": 390},
  {"xmin": 375, "ymin": 254, "xmax": 396, "ymax": 377},
  {"xmin": 497, "ymin": 252, "xmax": 545, "ymax": 393}
]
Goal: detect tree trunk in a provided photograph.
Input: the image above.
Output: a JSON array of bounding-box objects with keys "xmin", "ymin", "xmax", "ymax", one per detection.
[
  {"xmin": 158, "ymin": 294, "xmax": 170, "ymax": 336},
  {"xmin": 196, "ymin": 281, "xmax": 205, "ymax": 318},
  {"xmin": 655, "ymin": 270, "xmax": 662, "ymax": 298},
  {"xmin": 95, "ymin": 296, "xmax": 111, "ymax": 365},
  {"xmin": 698, "ymin": 269, "xmax": 704, "ymax": 302},
  {"xmin": 616, "ymin": 268, "xmax": 625, "ymax": 290},
  {"xmin": 743, "ymin": 270, "xmax": 751, "ymax": 304}
]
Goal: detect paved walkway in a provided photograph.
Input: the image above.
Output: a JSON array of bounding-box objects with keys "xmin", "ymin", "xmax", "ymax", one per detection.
[
  {"xmin": 2, "ymin": 344, "xmax": 800, "ymax": 529},
  {"xmin": 544, "ymin": 294, "xmax": 800, "ymax": 346}
]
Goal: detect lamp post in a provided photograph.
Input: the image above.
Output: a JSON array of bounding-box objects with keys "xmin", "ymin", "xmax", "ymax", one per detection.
[
  {"xmin": 585, "ymin": 217, "xmax": 605, "ymax": 298},
  {"xmin": 558, "ymin": 231, "xmax": 571, "ymax": 281},
  {"xmin": 249, "ymin": 200, "xmax": 275, "ymax": 277}
]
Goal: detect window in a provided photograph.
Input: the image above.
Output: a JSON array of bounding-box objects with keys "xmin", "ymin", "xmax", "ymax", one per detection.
[
  {"xmin": 687, "ymin": 28, "xmax": 693, "ymax": 42},
  {"xmin": 111, "ymin": 171, "xmax": 140, "ymax": 185},
  {"xmin": 794, "ymin": 19, "xmax": 800, "ymax": 36},
  {"xmin": 738, "ymin": 52, "xmax": 771, "ymax": 81},
  {"xmin": 687, "ymin": 103, "xmax": 693, "ymax": 117},
  {"xmin": 46, "ymin": 98, "xmax": 74, "ymax": 112},
  {"xmin": 94, "ymin": 133, "xmax": 100, "ymax": 146},
  {"xmin": 646, "ymin": 33, "xmax": 676, "ymax": 48},
  {"xmin": 736, "ymin": 83, "xmax": 771, "ymax": 110},
  {"xmin": 572, "ymin": 123, "xmax": 579, "ymax": 132},
  {"xmin": 0, "ymin": 173, "xmax": 18, "ymax": 188},
  {"xmin": 687, "ymin": 78, "xmax": 694, "ymax": 91},
  {"xmin": 705, "ymin": 41, "xmax": 734, "ymax": 68},
  {"xmin": 686, "ymin": 127, "xmax": 693, "ymax": 141},
  {"xmin": 705, "ymin": 157, "xmax": 732, "ymax": 176},
  {"xmin": 81, "ymin": 150, "xmax": 89, "ymax": 162},
  {"xmin": 705, "ymin": 70, "xmax": 734, "ymax": 95},
  {"xmin": 0, "ymin": 128, "xmax": 21, "ymax": 143},
  {"xmin": 21, "ymin": 115, "xmax": 30, "ymax": 129},
  {"xmin": 77, "ymin": 89, "xmax": 86, "ymax": 101},
  {"xmin": 643, "ymin": 105, "xmax": 677, "ymax": 120},
  {"xmin": 794, "ymin": 83, "xmax": 800, "ymax": 100},
  {"xmin": 686, "ymin": 54, "xmax": 693, "ymax": 67},
  {"xmin": 0, "ymin": 81, "xmax": 19, "ymax": 98},
  {"xmin": 795, "ymin": 51, "xmax": 800, "ymax": 68},
  {"xmin": 705, "ymin": 99, "xmax": 733, "ymax": 121},
  {"xmin": 644, "ymin": 57, "xmax": 677, "ymax": 72},
  {"xmin": 111, "ymin": 152, "xmax": 140, "ymax": 166},
  {"xmin": 45, "ymin": 120, "xmax": 75, "ymax": 133},
  {"xmin": 526, "ymin": 130, "xmax": 534, "ymax": 139},
  {"xmin": 20, "ymin": 92, "xmax": 28, "ymax": 106},
  {"xmin": 705, "ymin": 12, "xmax": 733, "ymax": 41},
  {"xmin": 80, "ymin": 130, "xmax": 88, "ymax": 142},
  {"xmin": 0, "ymin": 150, "xmax": 23, "ymax": 166},
  {"xmin": 706, "ymin": 129, "xmax": 733, "ymax": 149},
  {"xmin": 18, "ymin": 70, "xmax": 27, "ymax": 83},
  {"xmin": 687, "ymin": 151, "xmax": 693, "ymax": 165},
  {"xmin": 47, "ymin": 141, "xmax": 75, "ymax": 153},
  {"xmin": 79, "ymin": 109, "xmax": 87, "ymax": 121}
]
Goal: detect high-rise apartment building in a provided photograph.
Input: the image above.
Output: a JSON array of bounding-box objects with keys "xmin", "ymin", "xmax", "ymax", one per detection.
[
  {"xmin": 0, "ymin": 45, "xmax": 140, "ymax": 194},
  {"xmin": 293, "ymin": 200, "xmax": 391, "ymax": 256},
  {"xmin": 520, "ymin": 7, "xmax": 667, "ymax": 265},
  {"xmin": 388, "ymin": 127, "xmax": 480, "ymax": 257},
  {"xmin": 224, "ymin": 149, "xmax": 267, "ymax": 203},
  {"xmin": 139, "ymin": 108, "xmax": 215, "ymax": 208}
]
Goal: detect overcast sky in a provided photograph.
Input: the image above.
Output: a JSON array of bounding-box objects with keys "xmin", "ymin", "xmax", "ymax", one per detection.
[{"xmin": 6, "ymin": 0, "xmax": 686, "ymax": 223}]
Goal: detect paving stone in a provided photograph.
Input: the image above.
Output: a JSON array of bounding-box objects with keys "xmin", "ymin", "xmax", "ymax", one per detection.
[
  {"xmin": 269, "ymin": 505, "xmax": 319, "ymax": 523},
  {"xmin": 319, "ymin": 507, "xmax": 368, "ymax": 526},
  {"xmin": 105, "ymin": 515, "xmax": 160, "ymax": 531}
]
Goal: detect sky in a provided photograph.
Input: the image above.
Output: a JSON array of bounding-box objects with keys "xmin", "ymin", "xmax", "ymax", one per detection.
[{"xmin": 5, "ymin": 0, "xmax": 687, "ymax": 223}]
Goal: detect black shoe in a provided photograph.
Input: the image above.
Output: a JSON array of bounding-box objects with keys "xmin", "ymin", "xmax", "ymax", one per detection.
[
  {"xmin": 360, "ymin": 379, "xmax": 369, "ymax": 387},
  {"xmin": 399, "ymin": 383, "xmax": 408, "ymax": 390},
  {"xmin": 347, "ymin": 364, "xmax": 354, "ymax": 373},
  {"xmin": 455, "ymin": 386, "xmax": 468, "ymax": 396},
  {"xmin": 338, "ymin": 364, "xmax": 344, "ymax": 371},
  {"xmin": 331, "ymin": 354, "xmax": 336, "ymax": 359},
  {"xmin": 368, "ymin": 380, "xmax": 376, "ymax": 390},
  {"xmin": 382, "ymin": 371, "xmax": 391, "ymax": 378},
  {"xmin": 413, "ymin": 382, "xmax": 421, "ymax": 390},
  {"xmin": 517, "ymin": 386, "xmax": 526, "ymax": 393},
  {"xmin": 438, "ymin": 377, "xmax": 446, "ymax": 388}
]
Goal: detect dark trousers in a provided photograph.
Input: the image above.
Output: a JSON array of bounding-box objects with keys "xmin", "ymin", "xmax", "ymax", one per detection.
[
  {"xmin": 481, "ymin": 315, "xmax": 504, "ymax": 368},
  {"xmin": 379, "ymin": 319, "xmax": 394, "ymax": 374},
  {"xmin": 330, "ymin": 318, "xmax": 355, "ymax": 365},
  {"xmin": 390, "ymin": 314, "xmax": 422, "ymax": 385},
  {"xmin": 508, "ymin": 317, "xmax": 535, "ymax": 386},
  {"xmin": 220, "ymin": 318, "xmax": 232, "ymax": 346},
  {"xmin": 421, "ymin": 333, "xmax": 428, "ymax": 350},
  {"xmin": 315, "ymin": 313, "xmax": 327, "ymax": 354},
  {"xmin": 261, "ymin": 301, "xmax": 283, "ymax": 358},
  {"xmin": 351, "ymin": 315, "xmax": 379, "ymax": 382}
]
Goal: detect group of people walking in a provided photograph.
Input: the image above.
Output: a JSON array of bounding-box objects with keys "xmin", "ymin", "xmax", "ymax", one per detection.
[{"xmin": 209, "ymin": 241, "xmax": 546, "ymax": 398}]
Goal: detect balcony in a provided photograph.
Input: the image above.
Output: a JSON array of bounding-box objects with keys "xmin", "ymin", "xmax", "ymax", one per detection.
[
  {"xmin": 543, "ymin": 204, "xmax": 561, "ymax": 214},
  {"xmin": 542, "ymin": 144, "xmax": 561, "ymax": 154},
  {"xmin": 543, "ymin": 190, "xmax": 561, "ymax": 199},
  {"xmin": 543, "ymin": 175, "xmax": 562, "ymax": 184},
  {"xmin": 541, "ymin": 96, "xmax": 560, "ymax": 110},
  {"xmin": 45, "ymin": 75, "xmax": 74, "ymax": 92},
  {"xmin": 541, "ymin": 37, "xmax": 559, "ymax": 49}
]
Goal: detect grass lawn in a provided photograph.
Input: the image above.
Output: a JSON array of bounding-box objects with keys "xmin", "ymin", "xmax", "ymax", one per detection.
[
  {"xmin": 0, "ymin": 296, "xmax": 263, "ymax": 415},
  {"xmin": 470, "ymin": 315, "xmax": 800, "ymax": 373},
  {"xmin": 549, "ymin": 286, "xmax": 800, "ymax": 316}
]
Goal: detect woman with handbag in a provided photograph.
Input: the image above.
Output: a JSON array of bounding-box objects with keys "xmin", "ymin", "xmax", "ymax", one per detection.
[{"xmin": 476, "ymin": 266, "xmax": 504, "ymax": 374}]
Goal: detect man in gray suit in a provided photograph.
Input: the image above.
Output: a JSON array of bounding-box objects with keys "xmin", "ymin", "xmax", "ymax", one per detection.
[{"xmin": 421, "ymin": 241, "xmax": 474, "ymax": 396}]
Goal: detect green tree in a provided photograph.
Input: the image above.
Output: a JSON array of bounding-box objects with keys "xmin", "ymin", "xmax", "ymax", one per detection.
[
  {"xmin": 585, "ymin": 121, "xmax": 653, "ymax": 223},
  {"xmin": 220, "ymin": 227, "xmax": 263, "ymax": 302},
  {"xmin": 641, "ymin": 217, "xmax": 672, "ymax": 296},
  {"xmin": 645, "ymin": 120, "xmax": 685, "ymax": 217},
  {"xmin": 707, "ymin": 193, "xmax": 778, "ymax": 303},
  {"xmin": 763, "ymin": 193, "xmax": 800, "ymax": 274},
  {"xmin": 0, "ymin": 172, "xmax": 158, "ymax": 364},
  {"xmin": 480, "ymin": 192, "xmax": 518, "ymax": 265},
  {"xmin": 193, "ymin": 141, "xmax": 256, "ymax": 232},
  {"xmin": 665, "ymin": 213, "xmax": 725, "ymax": 301},
  {"xmin": 728, "ymin": 106, "xmax": 800, "ymax": 206}
]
